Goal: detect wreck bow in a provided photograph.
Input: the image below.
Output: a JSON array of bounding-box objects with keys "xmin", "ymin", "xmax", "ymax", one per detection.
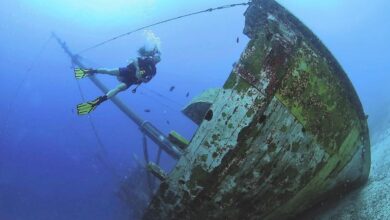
[{"xmin": 143, "ymin": 0, "xmax": 371, "ymax": 219}]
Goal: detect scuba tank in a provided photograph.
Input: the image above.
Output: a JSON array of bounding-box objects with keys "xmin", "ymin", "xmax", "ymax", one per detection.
[{"xmin": 138, "ymin": 46, "xmax": 161, "ymax": 64}]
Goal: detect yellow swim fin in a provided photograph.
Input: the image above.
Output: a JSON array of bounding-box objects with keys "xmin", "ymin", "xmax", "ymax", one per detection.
[
  {"xmin": 74, "ymin": 68, "xmax": 94, "ymax": 80},
  {"xmin": 76, "ymin": 96, "xmax": 107, "ymax": 115}
]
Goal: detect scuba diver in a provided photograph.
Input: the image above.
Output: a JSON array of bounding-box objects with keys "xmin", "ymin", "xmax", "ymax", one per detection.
[{"xmin": 74, "ymin": 47, "xmax": 161, "ymax": 115}]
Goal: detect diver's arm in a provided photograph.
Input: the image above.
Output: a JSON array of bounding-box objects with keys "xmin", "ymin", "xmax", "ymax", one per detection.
[
  {"xmin": 107, "ymin": 83, "xmax": 129, "ymax": 99},
  {"xmin": 94, "ymin": 68, "xmax": 120, "ymax": 76}
]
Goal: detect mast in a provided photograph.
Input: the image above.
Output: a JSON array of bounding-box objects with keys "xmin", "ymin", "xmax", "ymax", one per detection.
[{"xmin": 52, "ymin": 33, "xmax": 182, "ymax": 159}]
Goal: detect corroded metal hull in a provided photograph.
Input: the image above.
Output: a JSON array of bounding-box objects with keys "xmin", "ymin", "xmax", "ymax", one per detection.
[{"xmin": 143, "ymin": 0, "xmax": 371, "ymax": 219}]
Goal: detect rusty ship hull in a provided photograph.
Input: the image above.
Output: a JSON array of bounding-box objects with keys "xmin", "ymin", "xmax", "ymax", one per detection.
[{"xmin": 143, "ymin": 0, "xmax": 371, "ymax": 219}]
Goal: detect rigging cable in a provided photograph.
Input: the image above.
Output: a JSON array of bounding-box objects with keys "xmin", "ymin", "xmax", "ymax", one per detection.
[
  {"xmin": 142, "ymin": 87, "xmax": 184, "ymax": 109},
  {"xmin": 64, "ymin": 2, "xmax": 252, "ymax": 177},
  {"xmin": 71, "ymin": 62, "xmax": 122, "ymax": 179},
  {"xmin": 0, "ymin": 35, "xmax": 53, "ymax": 140},
  {"xmin": 73, "ymin": 73, "xmax": 108, "ymax": 156},
  {"xmin": 76, "ymin": 2, "xmax": 251, "ymax": 55},
  {"xmin": 138, "ymin": 89, "xmax": 183, "ymax": 113},
  {"xmin": 72, "ymin": 2, "xmax": 253, "ymax": 116}
]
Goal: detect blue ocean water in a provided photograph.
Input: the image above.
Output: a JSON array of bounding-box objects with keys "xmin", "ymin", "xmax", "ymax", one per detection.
[{"xmin": 0, "ymin": 0, "xmax": 389, "ymax": 219}]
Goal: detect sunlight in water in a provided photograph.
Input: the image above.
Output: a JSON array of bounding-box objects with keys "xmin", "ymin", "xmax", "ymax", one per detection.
[
  {"xmin": 21, "ymin": 0, "xmax": 249, "ymax": 28},
  {"xmin": 22, "ymin": 0, "xmax": 158, "ymax": 27}
]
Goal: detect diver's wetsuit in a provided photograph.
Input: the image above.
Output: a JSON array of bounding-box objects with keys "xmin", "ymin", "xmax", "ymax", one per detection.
[{"xmin": 118, "ymin": 57, "xmax": 157, "ymax": 87}]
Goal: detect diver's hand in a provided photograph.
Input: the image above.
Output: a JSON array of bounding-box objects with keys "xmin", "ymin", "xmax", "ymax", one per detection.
[{"xmin": 141, "ymin": 75, "xmax": 152, "ymax": 83}]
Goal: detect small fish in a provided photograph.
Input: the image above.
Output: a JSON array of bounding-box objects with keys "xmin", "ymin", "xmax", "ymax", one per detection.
[
  {"xmin": 144, "ymin": 109, "xmax": 151, "ymax": 113},
  {"xmin": 169, "ymin": 86, "xmax": 175, "ymax": 92},
  {"xmin": 236, "ymin": 37, "xmax": 240, "ymax": 43},
  {"xmin": 166, "ymin": 120, "xmax": 170, "ymax": 125},
  {"xmin": 186, "ymin": 92, "xmax": 190, "ymax": 98}
]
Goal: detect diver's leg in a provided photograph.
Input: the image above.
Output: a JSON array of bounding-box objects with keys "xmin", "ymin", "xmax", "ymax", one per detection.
[
  {"xmin": 95, "ymin": 68, "xmax": 120, "ymax": 76},
  {"xmin": 74, "ymin": 68, "xmax": 119, "ymax": 79},
  {"xmin": 107, "ymin": 83, "xmax": 129, "ymax": 98},
  {"xmin": 76, "ymin": 83, "xmax": 129, "ymax": 115}
]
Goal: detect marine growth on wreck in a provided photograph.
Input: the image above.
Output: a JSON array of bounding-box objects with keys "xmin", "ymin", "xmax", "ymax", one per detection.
[{"xmin": 143, "ymin": 0, "xmax": 371, "ymax": 219}]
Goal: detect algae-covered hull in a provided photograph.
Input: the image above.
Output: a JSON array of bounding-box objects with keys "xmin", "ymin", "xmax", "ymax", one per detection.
[{"xmin": 143, "ymin": 0, "xmax": 371, "ymax": 219}]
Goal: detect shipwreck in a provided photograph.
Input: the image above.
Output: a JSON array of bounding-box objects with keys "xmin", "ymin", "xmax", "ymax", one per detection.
[
  {"xmin": 55, "ymin": 0, "xmax": 371, "ymax": 219},
  {"xmin": 143, "ymin": 0, "xmax": 371, "ymax": 219}
]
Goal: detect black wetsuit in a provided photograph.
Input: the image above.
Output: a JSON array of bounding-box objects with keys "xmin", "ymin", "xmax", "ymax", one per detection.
[{"xmin": 117, "ymin": 57, "xmax": 156, "ymax": 87}]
